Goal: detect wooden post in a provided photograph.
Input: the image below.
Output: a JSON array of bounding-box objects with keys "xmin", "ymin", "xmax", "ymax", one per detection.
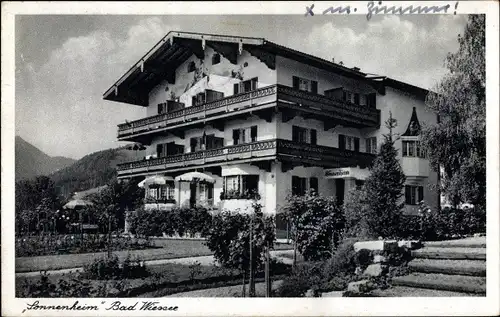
[
  {"xmin": 107, "ymin": 209, "xmax": 112, "ymax": 258},
  {"xmin": 265, "ymin": 241, "xmax": 271, "ymax": 297},
  {"xmin": 249, "ymin": 214, "xmax": 255, "ymax": 297}
]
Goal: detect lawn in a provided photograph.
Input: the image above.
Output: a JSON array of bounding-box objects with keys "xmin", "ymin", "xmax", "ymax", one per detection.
[{"xmin": 16, "ymin": 239, "xmax": 293, "ymax": 272}]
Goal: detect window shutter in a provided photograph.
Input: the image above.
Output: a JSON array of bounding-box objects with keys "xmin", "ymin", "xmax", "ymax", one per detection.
[
  {"xmin": 251, "ymin": 126, "xmax": 257, "ymax": 142},
  {"xmin": 311, "ymin": 81, "xmax": 318, "ymax": 94},
  {"xmin": 339, "ymin": 134, "xmax": 346, "ymax": 150},
  {"xmin": 158, "ymin": 104, "xmax": 163, "ymax": 114},
  {"xmin": 293, "ymin": 76, "xmax": 300, "ymax": 90},
  {"xmin": 233, "ymin": 83, "xmax": 239, "ymax": 95},
  {"xmin": 292, "ymin": 176, "xmax": 299, "ymax": 195},
  {"xmin": 233, "ymin": 129, "xmax": 240, "ymax": 145},
  {"xmin": 365, "ymin": 139, "xmax": 371, "ymax": 153},
  {"xmin": 292, "ymin": 126, "xmax": 299, "ymax": 142},
  {"xmin": 309, "ymin": 177, "xmax": 318, "ymax": 194},
  {"xmin": 156, "ymin": 144, "xmax": 163, "ymax": 157},
  {"xmin": 354, "ymin": 93, "xmax": 360, "ymax": 105},
  {"xmin": 418, "ymin": 186, "xmax": 424, "ymax": 203},
  {"xmin": 310, "ymin": 129, "xmax": 317, "ymax": 145},
  {"xmin": 368, "ymin": 93, "xmax": 376, "ymax": 108},
  {"xmin": 405, "ymin": 186, "xmax": 411, "ymax": 204},
  {"xmin": 354, "ymin": 138, "xmax": 360, "ymax": 152},
  {"xmin": 251, "ymin": 78, "xmax": 258, "ymax": 90},
  {"xmin": 342, "ymin": 90, "xmax": 347, "ymax": 101}
]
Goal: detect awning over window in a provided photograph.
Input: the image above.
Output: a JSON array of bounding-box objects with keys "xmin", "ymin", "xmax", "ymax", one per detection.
[
  {"xmin": 174, "ymin": 171, "xmax": 215, "ymax": 183},
  {"xmin": 138, "ymin": 175, "xmax": 175, "ymax": 188}
]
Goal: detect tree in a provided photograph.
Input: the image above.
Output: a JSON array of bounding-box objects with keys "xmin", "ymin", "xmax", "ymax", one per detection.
[
  {"xmin": 363, "ymin": 112, "xmax": 406, "ymax": 239},
  {"xmin": 422, "ymin": 15, "xmax": 485, "ymax": 209},
  {"xmin": 15, "ymin": 176, "xmax": 62, "ymax": 234}
]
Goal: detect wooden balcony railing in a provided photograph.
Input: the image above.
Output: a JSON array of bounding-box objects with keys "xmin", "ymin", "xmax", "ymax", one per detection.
[
  {"xmin": 276, "ymin": 85, "xmax": 380, "ymax": 127},
  {"xmin": 117, "ymin": 84, "xmax": 380, "ymax": 139},
  {"xmin": 117, "ymin": 139, "xmax": 375, "ymax": 174},
  {"xmin": 117, "ymin": 85, "xmax": 277, "ymax": 137}
]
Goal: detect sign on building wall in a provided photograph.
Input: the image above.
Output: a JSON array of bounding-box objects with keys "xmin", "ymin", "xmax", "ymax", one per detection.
[{"xmin": 324, "ymin": 167, "xmax": 369, "ymax": 180}]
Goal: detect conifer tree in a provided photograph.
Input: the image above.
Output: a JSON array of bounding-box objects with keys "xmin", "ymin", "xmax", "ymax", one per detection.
[{"xmin": 363, "ymin": 112, "xmax": 406, "ymax": 238}]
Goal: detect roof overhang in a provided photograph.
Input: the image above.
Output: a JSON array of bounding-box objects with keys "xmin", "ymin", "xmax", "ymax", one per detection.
[
  {"xmin": 103, "ymin": 31, "xmax": 429, "ymax": 106},
  {"xmin": 103, "ymin": 31, "xmax": 266, "ymax": 106}
]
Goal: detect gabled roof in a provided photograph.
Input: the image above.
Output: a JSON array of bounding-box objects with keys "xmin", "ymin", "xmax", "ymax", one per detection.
[{"xmin": 103, "ymin": 31, "xmax": 429, "ymax": 106}]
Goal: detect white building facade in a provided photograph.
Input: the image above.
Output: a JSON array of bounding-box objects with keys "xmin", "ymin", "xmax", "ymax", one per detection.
[{"xmin": 103, "ymin": 32, "xmax": 439, "ymax": 234}]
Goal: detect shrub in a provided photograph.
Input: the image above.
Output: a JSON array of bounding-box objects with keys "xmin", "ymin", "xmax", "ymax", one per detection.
[
  {"xmin": 281, "ymin": 193, "xmax": 344, "ymax": 262},
  {"xmin": 397, "ymin": 202, "xmax": 486, "ymax": 241},
  {"xmin": 83, "ymin": 254, "xmax": 148, "ymax": 280},
  {"xmin": 205, "ymin": 203, "xmax": 275, "ymax": 273},
  {"xmin": 274, "ymin": 273, "xmax": 311, "ymax": 297},
  {"xmin": 129, "ymin": 206, "xmax": 212, "ymax": 238}
]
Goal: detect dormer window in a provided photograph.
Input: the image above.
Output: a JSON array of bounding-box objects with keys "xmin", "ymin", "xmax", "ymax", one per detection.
[
  {"xmin": 188, "ymin": 61, "xmax": 196, "ymax": 73},
  {"xmin": 293, "ymin": 76, "xmax": 318, "ymax": 94},
  {"xmin": 212, "ymin": 53, "xmax": 221, "ymax": 65}
]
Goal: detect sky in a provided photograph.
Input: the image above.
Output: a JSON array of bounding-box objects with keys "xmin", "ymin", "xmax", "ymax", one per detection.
[{"xmin": 15, "ymin": 14, "xmax": 468, "ymax": 160}]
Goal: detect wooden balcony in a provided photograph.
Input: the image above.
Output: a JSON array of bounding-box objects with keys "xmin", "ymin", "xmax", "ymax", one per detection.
[
  {"xmin": 117, "ymin": 85, "xmax": 380, "ymax": 142},
  {"xmin": 117, "ymin": 139, "xmax": 376, "ymax": 178}
]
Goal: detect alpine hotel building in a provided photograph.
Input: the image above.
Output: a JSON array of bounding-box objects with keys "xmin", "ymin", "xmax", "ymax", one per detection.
[{"xmin": 104, "ymin": 31, "xmax": 439, "ymax": 234}]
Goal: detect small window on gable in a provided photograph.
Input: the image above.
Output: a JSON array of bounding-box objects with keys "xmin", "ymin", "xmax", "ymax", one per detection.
[
  {"xmin": 212, "ymin": 53, "xmax": 221, "ymax": 65},
  {"xmin": 188, "ymin": 61, "xmax": 196, "ymax": 73}
]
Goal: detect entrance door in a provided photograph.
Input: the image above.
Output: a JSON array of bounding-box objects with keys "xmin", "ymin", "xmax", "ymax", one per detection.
[
  {"xmin": 189, "ymin": 183, "xmax": 197, "ymax": 207},
  {"xmin": 335, "ymin": 179, "xmax": 345, "ymax": 205}
]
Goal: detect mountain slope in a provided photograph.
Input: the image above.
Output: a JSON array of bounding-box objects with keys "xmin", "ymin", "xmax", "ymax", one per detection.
[
  {"xmin": 50, "ymin": 146, "xmax": 142, "ymax": 199},
  {"xmin": 15, "ymin": 136, "xmax": 76, "ymax": 181}
]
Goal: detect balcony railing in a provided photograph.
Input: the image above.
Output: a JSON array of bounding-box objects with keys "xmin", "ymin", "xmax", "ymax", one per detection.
[
  {"xmin": 276, "ymin": 85, "xmax": 380, "ymax": 127},
  {"xmin": 117, "ymin": 139, "xmax": 375, "ymax": 175},
  {"xmin": 117, "ymin": 84, "xmax": 380, "ymax": 139},
  {"xmin": 117, "ymin": 85, "xmax": 277, "ymax": 138}
]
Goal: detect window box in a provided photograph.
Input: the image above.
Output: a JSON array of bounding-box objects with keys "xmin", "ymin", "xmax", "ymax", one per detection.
[{"xmin": 220, "ymin": 189, "xmax": 261, "ymax": 200}]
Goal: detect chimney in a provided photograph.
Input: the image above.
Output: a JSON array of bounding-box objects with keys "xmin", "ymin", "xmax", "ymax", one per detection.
[{"xmin": 352, "ymin": 67, "xmax": 360, "ymax": 72}]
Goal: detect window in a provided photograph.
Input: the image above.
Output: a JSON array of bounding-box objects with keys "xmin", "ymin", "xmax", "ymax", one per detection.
[
  {"xmin": 402, "ymin": 140, "xmax": 426, "ymax": 158},
  {"xmin": 366, "ymin": 137, "xmax": 377, "ymax": 154},
  {"xmin": 405, "ymin": 185, "xmax": 424, "ymax": 205},
  {"xmin": 292, "ymin": 126, "xmax": 317, "ymax": 145},
  {"xmin": 309, "ymin": 177, "xmax": 318, "ymax": 194},
  {"xmin": 157, "ymin": 103, "xmax": 167, "ymax": 114},
  {"xmin": 366, "ymin": 93, "xmax": 377, "ymax": 108},
  {"xmin": 339, "ymin": 134, "xmax": 360, "ymax": 152},
  {"xmin": 292, "ymin": 76, "xmax": 318, "ymax": 93},
  {"xmin": 354, "ymin": 93, "xmax": 360, "ymax": 105},
  {"xmin": 292, "ymin": 176, "xmax": 307, "ymax": 196},
  {"xmin": 188, "ymin": 61, "xmax": 196, "ymax": 73},
  {"xmin": 147, "ymin": 184, "xmax": 175, "ymax": 201},
  {"xmin": 223, "ymin": 175, "xmax": 259, "ymax": 199},
  {"xmin": 190, "ymin": 136, "xmax": 204, "ymax": 152},
  {"xmin": 212, "ymin": 53, "xmax": 221, "ymax": 65},
  {"xmin": 199, "ymin": 183, "xmax": 214, "ymax": 205},
  {"xmin": 233, "ymin": 126, "xmax": 257, "ymax": 145},
  {"xmin": 292, "ymin": 176, "xmax": 317, "ymax": 196},
  {"xmin": 234, "ymin": 78, "xmax": 258, "ymax": 94}
]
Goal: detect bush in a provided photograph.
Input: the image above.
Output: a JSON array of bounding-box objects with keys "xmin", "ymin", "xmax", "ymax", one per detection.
[
  {"xmin": 274, "ymin": 273, "xmax": 311, "ymax": 297},
  {"xmin": 343, "ymin": 189, "xmax": 374, "ymax": 239},
  {"xmin": 281, "ymin": 193, "xmax": 345, "ymax": 262},
  {"xmin": 129, "ymin": 206, "xmax": 212, "ymax": 238},
  {"xmin": 205, "ymin": 203, "xmax": 275, "ymax": 274},
  {"xmin": 83, "ymin": 254, "xmax": 148, "ymax": 280},
  {"xmin": 397, "ymin": 203, "xmax": 486, "ymax": 240}
]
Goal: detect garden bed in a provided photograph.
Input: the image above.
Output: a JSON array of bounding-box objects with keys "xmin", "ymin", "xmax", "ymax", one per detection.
[
  {"xmin": 16, "ymin": 261, "xmax": 291, "ymax": 298},
  {"xmin": 15, "ymin": 234, "xmax": 158, "ymax": 257}
]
